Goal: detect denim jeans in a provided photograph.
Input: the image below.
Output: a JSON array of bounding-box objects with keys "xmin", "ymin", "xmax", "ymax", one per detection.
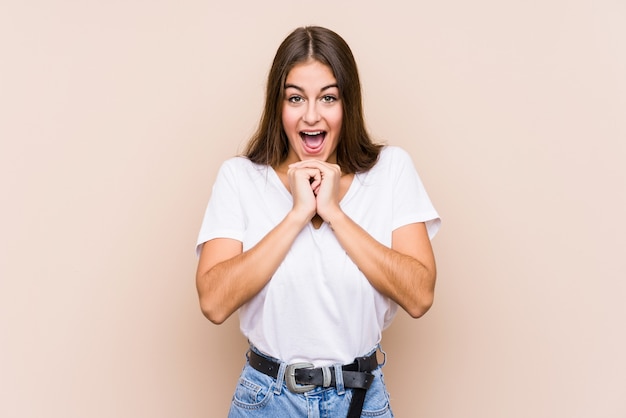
[{"xmin": 227, "ymin": 347, "xmax": 394, "ymax": 418}]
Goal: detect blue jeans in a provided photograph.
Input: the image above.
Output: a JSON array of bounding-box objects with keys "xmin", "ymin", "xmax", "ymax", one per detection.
[{"xmin": 227, "ymin": 347, "xmax": 394, "ymax": 418}]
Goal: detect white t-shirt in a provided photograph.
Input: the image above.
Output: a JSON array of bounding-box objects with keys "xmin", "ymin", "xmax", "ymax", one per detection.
[{"xmin": 197, "ymin": 146, "xmax": 440, "ymax": 366}]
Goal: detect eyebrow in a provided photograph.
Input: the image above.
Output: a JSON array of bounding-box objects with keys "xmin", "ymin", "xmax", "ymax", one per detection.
[{"xmin": 284, "ymin": 83, "xmax": 339, "ymax": 92}]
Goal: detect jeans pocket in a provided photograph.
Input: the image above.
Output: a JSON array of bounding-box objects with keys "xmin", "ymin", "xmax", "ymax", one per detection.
[
  {"xmin": 361, "ymin": 394, "xmax": 392, "ymax": 417},
  {"xmin": 231, "ymin": 366, "xmax": 274, "ymax": 410},
  {"xmin": 361, "ymin": 370, "xmax": 393, "ymax": 417}
]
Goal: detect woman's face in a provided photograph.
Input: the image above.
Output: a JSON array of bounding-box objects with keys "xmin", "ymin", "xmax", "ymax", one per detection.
[{"xmin": 282, "ymin": 60, "xmax": 343, "ymax": 164}]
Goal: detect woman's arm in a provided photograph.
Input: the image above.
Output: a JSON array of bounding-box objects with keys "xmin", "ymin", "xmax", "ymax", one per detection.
[
  {"xmin": 196, "ymin": 211, "xmax": 308, "ymax": 324},
  {"xmin": 196, "ymin": 166, "xmax": 320, "ymax": 324},
  {"xmin": 326, "ymin": 215, "xmax": 436, "ymax": 318},
  {"xmin": 290, "ymin": 159, "xmax": 437, "ymax": 318}
]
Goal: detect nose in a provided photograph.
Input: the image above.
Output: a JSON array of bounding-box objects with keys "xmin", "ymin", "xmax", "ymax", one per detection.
[{"xmin": 302, "ymin": 102, "xmax": 321, "ymax": 124}]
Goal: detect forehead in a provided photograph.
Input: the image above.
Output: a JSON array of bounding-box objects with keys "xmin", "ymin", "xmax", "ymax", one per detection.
[{"xmin": 285, "ymin": 60, "xmax": 337, "ymax": 87}]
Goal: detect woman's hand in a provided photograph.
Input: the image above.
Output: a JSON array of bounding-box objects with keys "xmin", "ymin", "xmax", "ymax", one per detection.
[
  {"xmin": 289, "ymin": 160, "xmax": 343, "ymax": 223},
  {"xmin": 287, "ymin": 164, "xmax": 320, "ymax": 222}
]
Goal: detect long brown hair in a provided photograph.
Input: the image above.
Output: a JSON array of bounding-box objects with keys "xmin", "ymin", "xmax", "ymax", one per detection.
[{"xmin": 244, "ymin": 26, "xmax": 381, "ymax": 174}]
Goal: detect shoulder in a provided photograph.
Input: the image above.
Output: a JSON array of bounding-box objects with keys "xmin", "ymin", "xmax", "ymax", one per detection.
[
  {"xmin": 220, "ymin": 156, "xmax": 255, "ymax": 170},
  {"xmin": 218, "ymin": 156, "xmax": 268, "ymax": 175},
  {"xmin": 213, "ymin": 157, "xmax": 274, "ymax": 192},
  {"xmin": 372, "ymin": 146, "xmax": 415, "ymax": 171},
  {"xmin": 379, "ymin": 145, "xmax": 412, "ymax": 161}
]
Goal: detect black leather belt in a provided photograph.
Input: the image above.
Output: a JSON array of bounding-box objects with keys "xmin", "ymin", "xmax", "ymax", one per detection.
[{"xmin": 248, "ymin": 349, "xmax": 378, "ymax": 418}]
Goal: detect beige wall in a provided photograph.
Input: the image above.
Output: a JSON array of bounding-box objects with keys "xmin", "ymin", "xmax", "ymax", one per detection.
[{"xmin": 1, "ymin": 1, "xmax": 625, "ymax": 417}]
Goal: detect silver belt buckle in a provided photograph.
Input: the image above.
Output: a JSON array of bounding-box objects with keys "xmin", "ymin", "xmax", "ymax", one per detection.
[{"xmin": 285, "ymin": 362, "xmax": 316, "ymax": 393}]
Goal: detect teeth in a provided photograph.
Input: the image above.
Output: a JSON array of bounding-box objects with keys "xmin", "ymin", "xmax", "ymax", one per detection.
[{"xmin": 302, "ymin": 131, "xmax": 323, "ymax": 136}]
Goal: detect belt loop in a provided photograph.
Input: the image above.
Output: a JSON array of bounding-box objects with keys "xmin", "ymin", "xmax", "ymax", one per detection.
[
  {"xmin": 333, "ymin": 364, "xmax": 345, "ymax": 395},
  {"xmin": 378, "ymin": 344, "xmax": 387, "ymax": 367},
  {"xmin": 274, "ymin": 361, "xmax": 287, "ymax": 395}
]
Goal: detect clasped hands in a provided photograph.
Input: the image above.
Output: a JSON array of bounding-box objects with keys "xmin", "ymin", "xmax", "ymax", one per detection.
[{"xmin": 287, "ymin": 160, "xmax": 343, "ymax": 223}]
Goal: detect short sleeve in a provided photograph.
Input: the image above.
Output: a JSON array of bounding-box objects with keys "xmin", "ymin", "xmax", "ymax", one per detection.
[
  {"xmin": 196, "ymin": 159, "xmax": 245, "ymax": 255},
  {"xmin": 390, "ymin": 148, "xmax": 441, "ymax": 239}
]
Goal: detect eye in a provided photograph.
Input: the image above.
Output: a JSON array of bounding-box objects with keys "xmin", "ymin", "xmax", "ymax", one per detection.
[
  {"xmin": 321, "ymin": 95, "xmax": 338, "ymax": 103},
  {"xmin": 287, "ymin": 95, "xmax": 304, "ymax": 104}
]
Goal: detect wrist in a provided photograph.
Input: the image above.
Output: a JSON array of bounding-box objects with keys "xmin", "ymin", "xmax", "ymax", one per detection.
[
  {"xmin": 322, "ymin": 208, "xmax": 346, "ymax": 229},
  {"xmin": 286, "ymin": 208, "xmax": 313, "ymax": 229}
]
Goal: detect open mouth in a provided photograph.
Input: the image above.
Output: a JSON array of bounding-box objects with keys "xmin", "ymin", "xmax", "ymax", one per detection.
[{"xmin": 299, "ymin": 131, "xmax": 326, "ymax": 153}]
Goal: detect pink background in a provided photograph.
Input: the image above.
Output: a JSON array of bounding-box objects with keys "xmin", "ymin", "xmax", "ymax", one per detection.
[{"xmin": 1, "ymin": 1, "xmax": 625, "ymax": 417}]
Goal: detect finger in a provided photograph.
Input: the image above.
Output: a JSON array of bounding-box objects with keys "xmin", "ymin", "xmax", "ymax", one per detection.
[
  {"xmin": 302, "ymin": 169, "xmax": 321, "ymax": 189},
  {"xmin": 309, "ymin": 171, "xmax": 321, "ymax": 189},
  {"xmin": 289, "ymin": 160, "xmax": 337, "ymax": 171},
  {"xmin": 288, "ymin": 166, "xmax": 319, "ymax": 178},
  {"xmin": 288, "ymin": 167, "xmax": 322, "ymax": 190},
  {"xmin": 293, "ymin": 160, "xmax": 342, "ymax": 179}
]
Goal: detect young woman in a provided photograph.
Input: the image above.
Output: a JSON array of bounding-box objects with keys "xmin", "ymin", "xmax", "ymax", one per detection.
[{"xmin": 196, "ymin": 26, "xmax": 440, "ymax": 418}]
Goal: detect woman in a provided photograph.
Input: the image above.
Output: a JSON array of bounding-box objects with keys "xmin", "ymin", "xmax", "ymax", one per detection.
[{"xmin": 196, "ymin": 26, "xmax": 440, "ymax": 418}]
